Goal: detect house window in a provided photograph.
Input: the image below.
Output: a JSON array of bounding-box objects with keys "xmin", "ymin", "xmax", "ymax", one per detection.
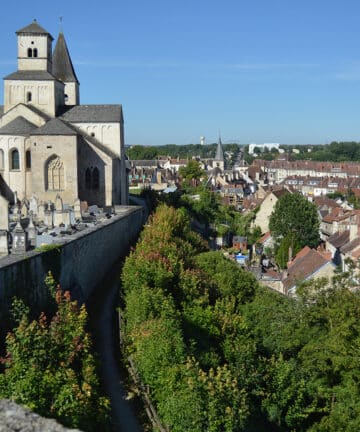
[
  {"xmin": 26, "ymin": 92, "xmax": 32, "ymax": 102},
  {"xmin": 85, "ymin": 168, "xmax": 91, "ymax": 189},
  {"xmin": 27, "ymin": 48, "xmax": 33, "ymax": 57},
  {"xmin": 92, "ymin": 167, "xmax": 99, "ymax": 189},
  {"xmin": 46, "ymin": 156, "xmax": 64, "ymax": 190},
  {"xmin": 33, "ymin": 48, "xmax": 38, "ymax": 58},
  {"xmin": 10, "ymin": 149, "xmax": 20, "ymax": 170},
  {"xmin": 26, "ymin": 150, "xmax": 31, "ymax": 169}
]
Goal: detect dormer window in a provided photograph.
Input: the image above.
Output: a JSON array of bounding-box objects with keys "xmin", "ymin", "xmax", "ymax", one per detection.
[
  {"xmin": 27, "ymin": 48, "xmax": 32, "ymax": 57},
  {"xmin": 26, "ymin": 92, "xmax": 32, "ymax": 103}
]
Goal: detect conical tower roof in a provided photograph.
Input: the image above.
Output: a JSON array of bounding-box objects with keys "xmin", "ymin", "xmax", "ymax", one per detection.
[
  {"xmin": 215, "ymin": 135, "xmax": 224, "ymax": 161},
  {"xmin": 52, "ymin": 32, "xmax": 79, "ymax": 83}
]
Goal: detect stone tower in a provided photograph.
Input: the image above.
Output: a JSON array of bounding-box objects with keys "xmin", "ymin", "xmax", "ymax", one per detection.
[{"xmin": 4, "ymin": 19, "xmax": 65, "ymax": 116}]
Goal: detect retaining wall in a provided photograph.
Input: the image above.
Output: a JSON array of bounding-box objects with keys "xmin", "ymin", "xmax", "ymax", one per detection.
[{"xmin": 0, "ymin": 206, "xmax": 144, "ymax": 325}]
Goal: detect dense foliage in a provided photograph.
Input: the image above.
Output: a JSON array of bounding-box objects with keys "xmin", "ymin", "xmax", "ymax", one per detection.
[
  {"xmin": 0, "ymin": 275, "xmax": 110, "ymax": 431},
  {"xmin": 122, "ymin": 204, "xmax": 360, "ymax": 431},
  {"xmin": 126, "ymin": 143, "xmax": 240, "ymax": 163},
  {"xmin": 292, "ymin": 141, "xmax": 360, "ymax": 162},
  {"xmin": 245, "ymin": 141, "xmax": 360, "ymax": 163},
  {"xmin": 269, "ymin": 193, "xmax": 320, "ymax": 252}
]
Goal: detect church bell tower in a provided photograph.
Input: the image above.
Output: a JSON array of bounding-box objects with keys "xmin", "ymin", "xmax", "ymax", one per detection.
[{"xmin": 16, "ymin": 19, "xmax": 53, "ymax": 73}]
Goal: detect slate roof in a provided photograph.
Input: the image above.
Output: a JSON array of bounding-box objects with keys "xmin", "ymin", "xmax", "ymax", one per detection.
[
  {"xmin": 0, "ymin": 117, "xmax": 37, "ymax": 135},
  {"xmin": 31, "ymin": 118, "xmax": 77, "ymax": 136},
  {"xmin": 4, "ymin": 70, "xmax": 59, "ymax": 81},
  {"xmin": 340, "ymin": 237, "xmax": 360, "ymax": 254},
  {"xmin": 52, "ymin": 32, "xmax": 79, "ymax": 84},
  {"xmin": 16, "ymin": 20, "xmax": 53, "ymax": 40},
  {"xmin": 60, "ymin": 105, "xmax": 123, "ymax": 123},
  {"xmin": 327, "ymin": 230, "xmax": 350, "ymax": 249},
  {"xmin": 215, "ymin": 137, "xmax": 224, "ymax": 160}
]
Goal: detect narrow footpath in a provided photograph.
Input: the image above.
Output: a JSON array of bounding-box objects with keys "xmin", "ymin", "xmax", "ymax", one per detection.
[{"xmin": 88, "ymin": 268, "xmax": 143, "ymax": 432}]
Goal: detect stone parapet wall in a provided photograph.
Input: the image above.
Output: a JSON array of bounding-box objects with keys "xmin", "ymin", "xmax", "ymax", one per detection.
[
  {"xmin": 0, "ymin": 205, "xmax": 144, "ymax": 326},
  {"xmin": 0, "ymin": 399, "xmax": 82, "ymax": 432}
]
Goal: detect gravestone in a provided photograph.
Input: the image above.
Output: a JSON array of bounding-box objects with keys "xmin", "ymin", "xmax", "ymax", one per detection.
[
  {"xmin": 27, "ymin": 215, "xmax": 37, "ymax": 247},
  {"xmin": 73, "ymin": 198, "xmax": 82, "ymax": 220},
  {"xmin": 12, "ymin": 221, "xmax": 28, "ymax": 254},
  {"xmin": 0, "ymin": 195, "xmax": 9, "ymax": 255},
  {"xmin": 29, "ymin": 196, "xmax": 38, "ymax": 215},
  {"xmin": 54, "ymin": 195, "xmax": 64, "ymax": 226}
]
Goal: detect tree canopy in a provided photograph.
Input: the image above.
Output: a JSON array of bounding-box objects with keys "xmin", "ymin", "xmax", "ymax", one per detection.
[
  {"xmin": 0, "ymin": 275, "xmax": 110, "ymax": 431},
  {"xmin": 269, "ymin": 193, "xmax": 320, "ymax": 249},
  {"xmin": 121, "ymin": 203, "xmax": 360, "ymax": 431}
]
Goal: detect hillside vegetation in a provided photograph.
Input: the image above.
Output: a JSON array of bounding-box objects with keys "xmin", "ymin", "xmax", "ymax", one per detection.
[{"xmin": 121, "ymin": 204, "xmax": 360, "ymax": 432}]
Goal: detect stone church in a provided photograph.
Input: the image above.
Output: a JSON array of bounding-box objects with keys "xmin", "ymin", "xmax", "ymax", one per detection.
[{"xmin": 0, "ymin": 20, "xmax": 128, "ymax": 208}]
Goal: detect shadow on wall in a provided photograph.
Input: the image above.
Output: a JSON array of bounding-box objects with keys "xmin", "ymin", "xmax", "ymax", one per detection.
[{"xmin": 0, "ymin": 175, "xmax": 14, "ymax": 203}]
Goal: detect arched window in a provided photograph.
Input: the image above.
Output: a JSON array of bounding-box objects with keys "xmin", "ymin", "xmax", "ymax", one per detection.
[
  {"xmin": 46, "ymin": 156, "xmax": 64, "ymax": 190},
  {"xmin": 26, "ymin": 150, "xmax": 31, "ymax": 169},
  {"xmin": 26, "ymin": 92, "xmax": 32, "ymax": 103},
  {"xmin": 27, "ymin": 48, "xmax": 33, "ymax": 58},
  {"xmin": 92, "ymin": 167, "xmax": 100, "ymax": 189},
  {"xmin": 85, "ymin": 168, "xmax": 91, "ymax": 189},
  {"xmin": 0, "ymin": 149, "xmax": 4, "ymax": 170},
  {"xmin": 10, "ymin": 149, "xmax": 19, "ymax": 170},
  {"xmin": 33, "ymin": 48, "xmax": 38, "ymax": 58}
]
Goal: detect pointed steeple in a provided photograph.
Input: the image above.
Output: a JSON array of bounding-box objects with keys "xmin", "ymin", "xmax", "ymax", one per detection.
[
  {"xmin": 52, "ymin": 32, "xmax": 79, "ymax": 83},
  {"xmin": 52, "ymin": 31, "xmax": 80, "ymax": 105},
  {"xmin": 215, "ymin": 135, "xmax": 224, "ymax": 161}
]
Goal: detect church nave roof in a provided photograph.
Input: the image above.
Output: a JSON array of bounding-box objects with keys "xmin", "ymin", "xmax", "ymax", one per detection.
[
  {"xmin": 60, "ymin": 104, "xmax": 123, "ymax": 123},
  {"xmin": 31, "ymin": 118, "xmax": 77, "ymax": 136}
]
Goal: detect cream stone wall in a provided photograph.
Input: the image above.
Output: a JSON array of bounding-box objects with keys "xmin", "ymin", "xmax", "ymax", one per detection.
[
  {"xmin": 30, "ymin": 134, "xmax": 78, "ymax": 203},
  {"xmin": 17, "ymin": 34, "xmax": 51, "ymax": 72},
  {"xmin": 4, "ymin": 80, "xmax": 64, "ymax": 116},
  {"xmin": 254, "ymin": 193, "xmax": 279, "ymax": 234},
  {"xmin": 0, "ymin": 135, "xmax": 32, "ymax": 200},
  {"xmin": 77, "ymin": 137, "xmax": 113, "ymax": 206},
  {"xmin": 64, "ymin": 82, "xmax": 79, "ymax": 106},
  {"xmin": 0, "ymin": 104, "xmax": 47, "ymax": 128},
  {"xmin": 73, "ymin": 122, "xmax": 121, "ymax": 157}
]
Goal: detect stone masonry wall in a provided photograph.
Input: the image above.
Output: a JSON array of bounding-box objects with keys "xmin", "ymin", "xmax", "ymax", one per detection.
[{"xmin": 0, "ymin": 206, "xmax": 144, "ymax": 327}]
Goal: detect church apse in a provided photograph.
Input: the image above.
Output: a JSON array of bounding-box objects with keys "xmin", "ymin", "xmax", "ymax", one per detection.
[{"xmin": 78, "ymin": 138, "xmax": 106, "ymax": 207}]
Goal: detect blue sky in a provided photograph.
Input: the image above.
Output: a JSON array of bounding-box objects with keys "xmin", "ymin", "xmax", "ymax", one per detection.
[{"xmin": 1, "ymin": 0, "xmax": 360, "ymax": 145}]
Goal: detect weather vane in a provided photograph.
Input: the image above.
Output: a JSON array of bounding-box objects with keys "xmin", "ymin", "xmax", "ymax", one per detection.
[{"xmin": 59, "ymin": 16, "xmax": 63, "ymax": 31}]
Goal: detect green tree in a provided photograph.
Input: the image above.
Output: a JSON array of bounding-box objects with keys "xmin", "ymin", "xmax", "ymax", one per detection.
[
  {"xmin": 0, "ymin": 288, "xmax": 110, "ymax": 431},
  {"xmin": 275, "ymin": 233, "xmax": 302, "ymax": 269},
  {"xmin": 179, "ymin": 160, "xmax": 205, "ymax": 191},
  {"xmin": 269, "ymin": 193, "xmax": 320, "ymax": 249}
]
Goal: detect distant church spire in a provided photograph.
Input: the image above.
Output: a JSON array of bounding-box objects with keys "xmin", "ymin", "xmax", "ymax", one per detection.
[{"xmin": 215, "ymin": 133, "xmax": 224, "ymax": 161}]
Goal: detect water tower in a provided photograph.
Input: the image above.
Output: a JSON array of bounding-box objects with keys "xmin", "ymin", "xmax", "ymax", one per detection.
[{"xmin": 200, "ymin": 136, "xmax": 205, "ymax": 145}]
